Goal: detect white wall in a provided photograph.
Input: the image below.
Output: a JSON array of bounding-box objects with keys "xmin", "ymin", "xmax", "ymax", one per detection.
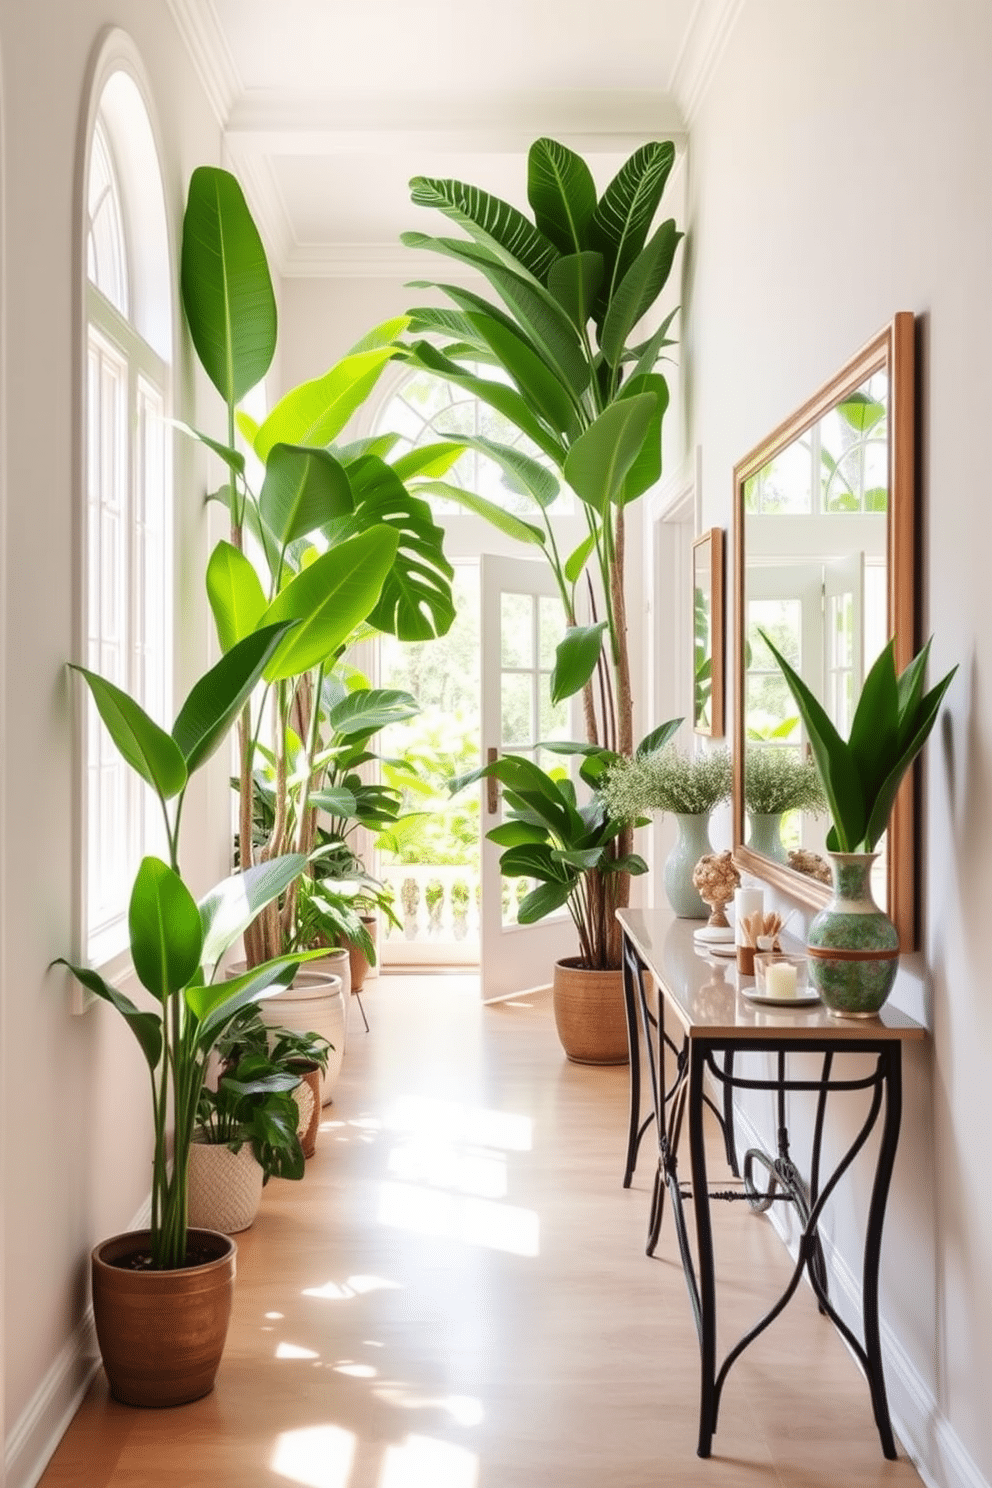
[
  {"xmin": 687, "ymin": 3, "xmax": 992, "ymax": 1484},
  {"xmin": 0, "ymin": 4, "xmax": 229, "ymax": 1481}
]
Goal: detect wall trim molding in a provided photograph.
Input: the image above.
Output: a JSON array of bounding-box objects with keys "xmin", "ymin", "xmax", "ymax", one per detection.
[
  {"xmin": 732, "ymin": 1105, "xmax": 989, "ymax": 1488},
  {"xmin": 4, "ymin": 1196, "xmax": 151, "ymax": 1488}
]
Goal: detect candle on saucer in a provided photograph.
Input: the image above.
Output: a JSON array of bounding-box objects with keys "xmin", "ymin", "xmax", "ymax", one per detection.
[{"xmin": 764, "ymin": 961, "xmax": 798, "ymax": 999}]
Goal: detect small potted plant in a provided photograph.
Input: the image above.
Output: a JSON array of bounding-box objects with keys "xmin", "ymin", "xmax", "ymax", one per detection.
[
  {"xmin": 760, "ymin": 632, "xmax": 956, "ymax": 1014},
  {"xmin": 600, "ymin": 745, "xmax": 732, "ymax": 917},
  {"xmin": 743, "ymin": 746, "xmax": 826, "ymax": 862}
]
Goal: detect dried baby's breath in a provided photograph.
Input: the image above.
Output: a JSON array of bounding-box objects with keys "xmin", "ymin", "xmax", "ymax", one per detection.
[{"xmin": 601, "ymin": 746, "xmax": 732, "ymax": 820}]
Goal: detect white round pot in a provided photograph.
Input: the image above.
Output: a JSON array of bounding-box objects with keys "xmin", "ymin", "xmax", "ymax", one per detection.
[
  {"xmin": 258, "ymin": 969, "xmax": 346, "ymax": 1106},
  {"xmin": 187, "ymin": 1138, "xmax": 264, "ymax": 1234}
]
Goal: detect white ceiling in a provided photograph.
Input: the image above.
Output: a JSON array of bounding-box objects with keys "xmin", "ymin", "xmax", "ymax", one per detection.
[{"xmin": 168, "ymin": 0, "xmax": 744, "ymax": 276}]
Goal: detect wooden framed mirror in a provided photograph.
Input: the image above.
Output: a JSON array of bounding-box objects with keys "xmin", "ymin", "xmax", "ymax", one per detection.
[
  {"xmin": 692, "ymin": 528, "xmax": 724, "ymax": 736},
  {"xmin": 732, "ymin": 313, "xmax": 917, "ymax": 948}
]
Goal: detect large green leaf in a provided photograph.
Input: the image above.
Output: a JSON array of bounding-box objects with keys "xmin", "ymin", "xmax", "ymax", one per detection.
[
  {"xmin": 551, "ymin": 623, "xmax": 608, "ymax": 704},
  {"xmin": 455, "ymin": 435, "xmax": 560, "ymax": 508},
  {"xmin": 405, "ymin": 279, "xmax": 526, "ymax": 341},
  {"xmin": 51, "ymin": 960, "xmax": 162, "ymax": 1070},
  {"xmin": 328, "ymin": 688, "xmax": 419, "ymax": 738},
  {"xmin": 172, "ymin": 622, "xmax": 295, "ymax": 772},
  {"xmin": 189, "ymin": 958, "xmax": 301, "ymax": 1048},
  {"xmin": 70, "ymin": 666, "xmax": 187, "ymax": 801},
  {"xmin": 499, "ymin": 842, "xmax": 573, "ymax": 883},
  {"xmin": 259, "ymin": 444, "xmax": 353, "ymax": 548},
  {"xmin": 564, "ymin": 532, "xmax": 597, "ymax": 584},
  {"xmin": 863, "ymin": 657, "xmax": 957, "ymax": 849},
  {"xmin": 847, "ymin": 641, "xmax": 900, "ymax": 809},
  {"xmin": 389, "ymin": 442, "xmax": 464, "ymax": 482},
  {"xmin": 466, "ymin": 312, "xmax": 581, "ymax": 437},
  {"xmin": 616, "ymin": 374, "xmax": 670, "ymax": 504},
  {"xmin": 181, "ymin": 166, "xmax": 276, "ymax": 406},
  {"xmin": 547, "ymin": 252, "xmax": 606, "ymax": 333},
  {"xmin": 335, "ymin": 457, "xmax": 455, "ymax": 641},
  {"xmin": 600, "ymin": 219, "xmax": 682, "ymax": 367},
  {"xmin": 415, "ymin": 482, "xmax": 545, "ymax": 545},
  {"xmin": 516, "ymin": 879, "xmax": 574, "ymax": 923},
  {"xmin": 128, "ymin": 857, "xmax": 204, "ymax": 1001},
  {"xmin": 262, "ymin": 527, "xmax": 399, "ymax": 680},
  {"xmin": 589, "ymin": 142, "xmax": 676, "ymax": 323},
  {"xmin": 636, "ymin": 718, "xmax": 683, "ymax": 757},
  {"xmin": 486, "ymin": 821, "xmax": 550, "ymax": 848},
  {"xmin": 198, "ymin": 855, "xmax": 309, "ymax": 973},
  {"xmin": 405, "ymin": 341, "xmax": 566, "ymax": 463},
  {"xmin": 409, "ymin": 175, "xmax": 559, "ymax": 283},
  {"xmin": 629, "ymin": 306, "xmax": 681, "ymax": 379},
  {"xmin": 527, "ymin": 138, "xmax": 598, "ymax": 255},
  {"xmin": 253, "ymin": 350, "xmax": 398, "ymax": 460},
  {"xmin": 172, "ymin": 421, "xmax": 245, "ymax": 476},
  {"xmin": 563, "ymin": 394, "xmax": 657, "ymax": 516},
  {"xmin": 206, "ymin": 541, "xmax": 268, "ymax": 652},
  {"xmin": 760, "ymin": 630, "xmax": 865, "ymax": 850},
  {"xmin": 347, "ymin": 315, "xmax": 411, "ymax": 353}
]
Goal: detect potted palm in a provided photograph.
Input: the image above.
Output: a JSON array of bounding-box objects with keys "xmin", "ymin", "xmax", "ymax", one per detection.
[
  {"xmin": 399, "ymin": 136, "xmax": 683, "ymax": 970},
  {"xmin": 760, "ymin": 632, "xmax": 956, "ymax": 1014},
  {"xmin": 600, "ymin": 745, "xmax": 732, "ymax": 917},
  {"xmin": 55, "ymin": 625, "xmax": 321, "ymax": 1407},
  {"xmin": 454, "ymin": 720, "xmax": 680, "ymax": 1062}
]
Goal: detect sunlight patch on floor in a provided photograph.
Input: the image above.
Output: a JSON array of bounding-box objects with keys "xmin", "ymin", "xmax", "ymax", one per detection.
[
  {"xmin": 378, "ymin": 1435, "xmax": 478, "ymax": 1488},
  {"xmin": 377, "ymin": 1180, "xmax": 539, "ymax": 1255},
  {"xmin": 387, "ymin": 1141, "xmax": 508, "ymax": 1198},
  {"xmin": 383, "ymin": 1096, "xmax": 532, "ymax": 1152},
  {"xmin": 276, "ymin": 1342, "xmax": 320, "ymax": 1361},
  {"xmin": 302, "ymin": 1275, "xmax": 402, "ymax": 1300},
  {"xmin": 271, "ymin": 1425, "xmax": 356, "ymax": 1488},
  {"xmin": 372, "ymin": 1387, "xmax": 485, "ymax": 1427}
]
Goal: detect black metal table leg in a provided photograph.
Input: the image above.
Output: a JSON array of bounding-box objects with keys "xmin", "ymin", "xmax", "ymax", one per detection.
[
  {"xmin": 621, "ymin": 935, "xmax": 646, "ymax": 1188},
  {"xmin": 862, "ymin": 1045, "xmax": 902, "ymax": 1460},
  {"xmin": 688, "ymin": 1038, "xmax": 718, "ymax": 1457}
]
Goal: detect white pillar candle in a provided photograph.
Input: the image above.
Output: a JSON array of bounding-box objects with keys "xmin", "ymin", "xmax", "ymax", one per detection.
[
  {"xmin": 734, "ymin": 887, "xmax": 765, "ymax": 946},
  {"xmin": 764, "ymin": 961, "xmax": 798, "ymax": 999}
]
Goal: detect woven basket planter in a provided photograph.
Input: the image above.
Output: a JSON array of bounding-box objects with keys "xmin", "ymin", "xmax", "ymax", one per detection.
[
  {"xmin": 552, "ymin": 958, "xmax": 629, "ymax": 1066},
  {"xmin": 187, "ymin": 1138, "xmax": 264, "ymax": 1234}
]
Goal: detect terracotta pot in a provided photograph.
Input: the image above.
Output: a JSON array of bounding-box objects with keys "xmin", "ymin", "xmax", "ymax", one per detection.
[
  {"xmin": 345, "ymin": 915, "xmax": 378, "ymax": 992},
  {"xmin": 290, "ymin": 1059, "xmax": 322, "ymax": 1157},
  {"xmin": 91, "ymin": 1229, "xmax": 236, "ymax": 1407},
  {"xmin": 552, "ymin": 958, "xmax": 629, "ymax": 1066},
  {"xmin": 187, "ymin": 1139, "xmax": 264, "ymax": 1234}
]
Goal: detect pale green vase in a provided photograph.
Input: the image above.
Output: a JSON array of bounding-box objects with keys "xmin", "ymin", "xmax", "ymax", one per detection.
[
  {"xmin": 806, "ymin": 852, "xmax": 899, "ymax": 1017},
  {"xmin": 747, "ymin": 811, "xmax": 787, "ymax": 863},
  {"xmin": 664, "ymin": 812, "xmax": 713, "ymax": 919}
]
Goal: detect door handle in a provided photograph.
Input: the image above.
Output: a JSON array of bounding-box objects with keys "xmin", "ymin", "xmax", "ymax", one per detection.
[{"xmin": 486, "ymin": 747, "xmax": 499, "ymax": 814}]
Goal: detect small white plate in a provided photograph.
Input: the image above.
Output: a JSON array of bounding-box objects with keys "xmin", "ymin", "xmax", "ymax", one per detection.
[
  {"xmin": 740, "ymin": 986, "xmax": 821, "ymax": 1008},
  {"xmin": 705, "ymin": 942, "xmax": 739, "ymax": 959}
]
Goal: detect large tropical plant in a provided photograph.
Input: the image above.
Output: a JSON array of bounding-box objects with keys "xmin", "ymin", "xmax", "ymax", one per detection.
[
  {"xmin": 760, "ymin": 633, "xmax": 957, "ymax": 853},
  {"xmin": 179, "ymin": 166, "xmax": 462, "ymax": 966},
  {"xmin": 398, "ymin": 139, "xmax": 682, "ymax": 965},
  {"xmin": 56, "ymin": 627, "xmax": 318, "ymax": 1269}
]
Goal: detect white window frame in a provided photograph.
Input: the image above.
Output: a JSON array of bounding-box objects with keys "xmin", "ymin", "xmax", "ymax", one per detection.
[{"xmin": 80, "ymin": 70, "xmax": 172, "ymax": 974}]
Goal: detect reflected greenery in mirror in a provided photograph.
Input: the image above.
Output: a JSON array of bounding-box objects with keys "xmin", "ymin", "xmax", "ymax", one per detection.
[{"xmin": 733, "ymin": 314, "xmax": 918, "ymax": 947}]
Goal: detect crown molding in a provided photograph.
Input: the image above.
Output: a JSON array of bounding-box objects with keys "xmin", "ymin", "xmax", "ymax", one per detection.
[
  {"xmin": 166, "ymin": 0, "xmax": 242, "ymax": 126},
  {"xmin": 668, "ymin": 0, "xmax": 747, "ymax": 124}
]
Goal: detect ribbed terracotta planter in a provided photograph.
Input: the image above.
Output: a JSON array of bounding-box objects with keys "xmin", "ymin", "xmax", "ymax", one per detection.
[
  {"xmin": 91, "ymin": 1229, "xmax": 236, "ymax": 1407},
  {"xmin": 290, "ymin": 1060, "xmax": 322, "ymax": 1158},
  {"xmin": 552, "ymin": 959, "xmax": 629, "ymax": 1066}
]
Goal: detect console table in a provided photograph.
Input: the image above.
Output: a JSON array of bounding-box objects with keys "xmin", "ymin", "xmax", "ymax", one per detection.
[{"xmin": 617, "ymin": 907, "xmax": 925, "ymax": 1460}]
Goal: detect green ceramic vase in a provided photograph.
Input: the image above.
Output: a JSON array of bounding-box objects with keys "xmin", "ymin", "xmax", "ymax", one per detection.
[
  {"xmin": 806, "ymin": 852, "xmax": 899, "ymax": 1017},
  {"xmin": 747, "ymin": 811, "xmax": 787, "ymax": 863},
  {"xmin": 663, "ymin": 812, "xmax": 713, "ymax": 919}
]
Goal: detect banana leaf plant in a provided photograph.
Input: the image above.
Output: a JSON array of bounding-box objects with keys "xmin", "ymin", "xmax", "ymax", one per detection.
[
  {"xmin": 452, "ymin": 719, "xmax": 681, "ymax": 969},
  {"xmin": 760, "ymin": 633, "xmax": 957, "ymax": 853},
  {"xmin": 56, "ymin": 625, "xmax": 322, "ymax": 1269},
  {"xmin": 398, "ymin": 139, "xmax": 682, "ymax": 963},
  {"xmin": 179, "ymin": 166, "xmax": 462, "ymax": 966}
]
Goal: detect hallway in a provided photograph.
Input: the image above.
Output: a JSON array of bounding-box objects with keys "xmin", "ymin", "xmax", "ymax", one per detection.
[{"xmin": 39, "ymin": 975, "xmax": 924, "ymax": 1488}]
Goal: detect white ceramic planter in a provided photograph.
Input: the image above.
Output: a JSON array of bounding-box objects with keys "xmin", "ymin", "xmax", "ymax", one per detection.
[
  {"xmin": 187, "ymin": 1138, "xmax": 264, "ymax": 1234},
  {"xmin": 258, "ymin": 969, "xmax": 346, "ymax": 1106}
]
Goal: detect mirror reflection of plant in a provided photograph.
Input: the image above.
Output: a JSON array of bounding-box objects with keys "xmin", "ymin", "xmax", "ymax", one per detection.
[
  {"xmin": 600, "ymin": 745, "xmax": 732, "ymax": 821},
  {"xmin": 744, "ymin": 747, "xmax": 826, "ymax": 815}
]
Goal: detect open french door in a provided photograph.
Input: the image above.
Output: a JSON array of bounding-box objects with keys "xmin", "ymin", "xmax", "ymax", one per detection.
[{"xmin": 479, "ymin": 554, "xmax": 580, "ymax": 1002}]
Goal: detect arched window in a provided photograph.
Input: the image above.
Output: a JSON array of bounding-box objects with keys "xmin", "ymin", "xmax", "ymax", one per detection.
[{"xmin": 82, "ymin": 55, "xmax": 172, "ymax": 966}]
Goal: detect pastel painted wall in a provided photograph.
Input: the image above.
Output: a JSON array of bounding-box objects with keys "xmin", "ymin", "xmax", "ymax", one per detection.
[{"xmin": 686, "ymin": 3, "xmax": 992, "ymax": 1483}]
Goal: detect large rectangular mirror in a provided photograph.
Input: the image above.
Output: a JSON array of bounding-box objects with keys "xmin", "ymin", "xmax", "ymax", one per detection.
[{"xmin": 732, "ymin": 313, "xmax": 917, "ymax": 948}]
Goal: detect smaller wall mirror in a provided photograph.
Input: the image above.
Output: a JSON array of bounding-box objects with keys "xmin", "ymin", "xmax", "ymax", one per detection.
[
  {"xmin": 692, "ymin": 528, "xmax": 724, "ymax": 736},
  {"xmin": 732, "ymin": 313, "xmax": 918, "ymax": 948}
]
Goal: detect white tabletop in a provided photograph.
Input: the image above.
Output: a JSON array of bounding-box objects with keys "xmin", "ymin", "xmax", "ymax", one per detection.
[{"xmin": 617, "ymin": 908, "xmax": 926, "ymax": 1043}]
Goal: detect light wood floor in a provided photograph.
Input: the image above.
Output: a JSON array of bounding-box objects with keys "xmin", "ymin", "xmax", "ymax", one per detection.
[{"xmin": 40, "ymin": 974, "xmax": 924, "ymax": 1488}]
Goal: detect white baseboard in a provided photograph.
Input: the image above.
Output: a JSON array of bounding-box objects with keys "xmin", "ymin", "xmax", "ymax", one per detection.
[
  {"xmin": 4, "ymin": 1195, "xmax": 152, "ymax": 1488},
  {"xmin": 733, "ymin": 1106, "xmax": 989, "ymax": 1488}
]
